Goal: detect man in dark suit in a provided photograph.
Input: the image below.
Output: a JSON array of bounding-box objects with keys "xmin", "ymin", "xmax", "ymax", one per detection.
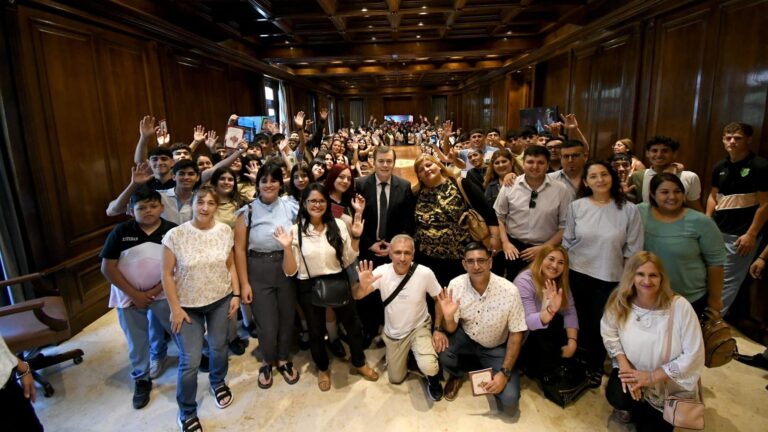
[{"xmin": 354, "ymin": 145, "xmax": 416, "ymax": 344}]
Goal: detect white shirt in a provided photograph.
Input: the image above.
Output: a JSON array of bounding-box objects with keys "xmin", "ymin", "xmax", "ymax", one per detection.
[
  {"xmin": 290, "ymin": 219, "xmax": 358, "ymax": 279},
  {"xmin": 448, "ymin": 273, "xmax": 527, "ymax": 348},
  {"xmin": 372, "ymin": 263, "xmax": 442, "ymax": 339},
  {"xmin": 158, "ymin": 188, "xmax": 193, "ymax": 225},
  {"xmin": 162, "ymin": 221, "xmax": 234, "ymax": 307},
  {"xmin": 601, "ymin": 297, "xmax": 704, "ymax": 409},
  {"xmin": 640, "ymin": 169, "xmax": 701, "ymax": 203},
  {"xmin": 0, "ymin": 336, "xmax": 17, "ymax": 388}
]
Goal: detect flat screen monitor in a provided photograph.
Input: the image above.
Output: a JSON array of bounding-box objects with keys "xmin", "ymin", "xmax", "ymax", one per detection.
[
  {"xmin": 519, "ymin": 107, "xmax": 558, "ymax": 134},
  {"xmin": 384, "ymin": 115, "xmax": 413, "ymax": 123}
]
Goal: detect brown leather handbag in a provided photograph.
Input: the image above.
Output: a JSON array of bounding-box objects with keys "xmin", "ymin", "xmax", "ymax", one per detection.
[
  {"xmin": 700, "ymin": 308, "xmax": 738, "ymax": 368},
  {"xmin": 454, "ymin": 178, "xmax": 491, "ymax": 247}
]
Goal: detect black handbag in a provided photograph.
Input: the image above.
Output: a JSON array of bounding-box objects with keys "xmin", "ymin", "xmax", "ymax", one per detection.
[{"xmin": 298, "ymin": 223, "xmax": 352, "ymax": 308}]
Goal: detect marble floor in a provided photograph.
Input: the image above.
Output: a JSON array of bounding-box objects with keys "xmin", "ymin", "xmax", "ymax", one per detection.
[{"xmin": 28, "ymin": 309, "xmax": 768, "ymax": 432}]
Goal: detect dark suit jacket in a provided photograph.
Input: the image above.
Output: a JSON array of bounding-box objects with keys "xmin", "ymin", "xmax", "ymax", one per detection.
[{"xmin": 355, "ymin": 173, "xmax": 415, "ymax": 257}]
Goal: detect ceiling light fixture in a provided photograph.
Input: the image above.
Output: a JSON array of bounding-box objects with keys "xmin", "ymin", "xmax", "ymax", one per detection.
[
  {"xmin": 419, "ymin": 12, "xmax": 427, "ymax": 15},
  {"xmin": 368, "ymin": 25, "xmax": 373, "ymax": 28},
  {"xmin": 371, "ymin": 36, "xmax": 376, "ymax": 41},
  {"xmin": 361, "ymin": 7, "xmax": 367, "ymax": 12},
  {"xmin": 284, "ymin": 40, "xmax": 290, "ymax": 44},
  {"xmin": 506, "ymin": 31, "xmax": 512, "ymax": 35},
  {"xmin": 418, "ymin": 22, "xmax": 424, "ymax": 26},
  {"xmin": 416, "ymin": 35, "xmax": 421, "ymax": 39}
]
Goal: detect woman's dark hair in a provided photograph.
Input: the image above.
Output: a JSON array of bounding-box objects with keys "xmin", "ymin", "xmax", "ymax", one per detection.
[
  {"xmin": 298, "ymin": 183, "xmax": 344, "ymax": 265},
  {"xmin": 324, "ymin": 163, "xmax": 355, "ymax": 204},
  {"xmin": 580, "ymin": 160, "xmax": 626, "ymax": 209},
  {"xmin": 289, "ymin": 162, "xmax": 313, "ymax": 200},
  {"xmin": 256, "ymin": 161, "xmax": 285, "ymax": 198},
  {"xmin": 648, "ymin": 172, "xmax": 686, "ymax": 208},
  {"xmin": 310, "ymin": 158, "xmax": 328, "ymax": 181},
  {"xmin": 211, "ymin": 167, "xmax": 246, "ymax": 208}
]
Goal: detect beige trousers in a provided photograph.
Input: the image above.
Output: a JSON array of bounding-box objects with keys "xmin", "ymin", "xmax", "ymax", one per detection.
[{"xmin": 382, "ymin": 316, "xmax": 439, "ymax": 384}]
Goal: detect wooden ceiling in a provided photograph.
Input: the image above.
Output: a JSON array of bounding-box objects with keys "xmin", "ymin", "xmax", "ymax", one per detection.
[{"xmin": 153, "ymin": 0, "xmax": 622, "ymax": 93}]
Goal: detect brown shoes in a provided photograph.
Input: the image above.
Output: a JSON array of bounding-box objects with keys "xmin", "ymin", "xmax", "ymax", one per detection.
[
  {"xmin": 444, "ymin": 375, "xmax": 462, "ymax": 401},
  {"xmin": 317, "ymin": 370, "xmax": 331, "ymax": 392},
  {"xmin": 355, "ymin": 364, "xmax": 380, "ymax": 382}
]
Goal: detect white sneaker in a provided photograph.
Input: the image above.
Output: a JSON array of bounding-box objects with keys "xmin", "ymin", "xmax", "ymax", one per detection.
[{"xmin": 149, "ymin": 357, "xmax": 167, "ymax": 379}]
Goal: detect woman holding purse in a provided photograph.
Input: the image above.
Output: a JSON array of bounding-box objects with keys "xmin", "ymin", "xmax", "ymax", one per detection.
[
  {"xmin": 274, "ymin": 183, "xmax": 378, "ymax": 392},
  {"xmin": 601, "ymin": 251, "xmax": 704, "ymax": 431}
]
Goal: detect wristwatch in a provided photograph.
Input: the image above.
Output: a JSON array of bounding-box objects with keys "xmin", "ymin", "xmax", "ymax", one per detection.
[
  {"xmin": 499, "ymin": 367, "xmax": 513, "ymax": 379},
  {"xmin": 434, "ymin": 325, "xmax": 444, "ymax": 333}
]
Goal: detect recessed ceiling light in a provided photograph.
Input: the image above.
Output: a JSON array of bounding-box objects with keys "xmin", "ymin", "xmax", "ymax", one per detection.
[
  {"xmin": 364, "ymin": 59, "xmax": 376, "ymax": 63},
  {"xmin": 506, "ymin": 31, "xmax": 512, "ymax": 35},
  {"xmin": 422, "ymin": 5, "xmax": 427, "ymax": 9},
  {"xmin": 298, "ymin": 62, "xmax": 309, "ymax": 65},
  {"xmin": 418, "ymin": 22, "xmax": 424, "ymax": 26},
  {"xmin": 368, "ymin": 25, "xmax": 373, "ymax": 28},
  {"xmin": 259, "ymin": 34, "xmax": 269, "ymax": 37},
  {"xmin": 361, "ymin": 7, "xmax": 367, "ymax": 12},
  {"xmin": 416, "ymin": 35, "xmax": 421, "ymax": 39},
  {"xmin": 331, "ymin": 61, "xmax": 343, "ymax": 64},
  {"xmin": 371, "ymin": 36, "xmax": 376, "ymax": 41},
  {"xmin": 284, "ymin": 40, "xmax": 290, "ymax": 44},
  {"xmin": 450, "ymin": 56, "xmax": 462, "ymax": 59},
  {"xmin": 419, "ymin": 12, "xmax": 427, "ymax": 15}
]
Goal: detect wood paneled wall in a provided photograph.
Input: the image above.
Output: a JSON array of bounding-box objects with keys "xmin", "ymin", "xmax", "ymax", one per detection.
[
  {"xmin": 335, "ymin": 93, "xmax": 459, "ymax": 128},
  {"xmin": 0, "ymin": 4, "xmax": 297, "ymax": 332}
]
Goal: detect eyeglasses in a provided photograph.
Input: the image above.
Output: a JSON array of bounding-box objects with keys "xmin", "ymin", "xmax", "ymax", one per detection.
[
  {"xmin": 306, "ymin": 199, "xmax": 327, "ymax": 206},
  {"xmin": 464, "ymin": 258, "xmax": 490, "ymax": 266},
  {"xmin": 562, "ymin": 153, "xmax": 584, "ymax": 160},
  {"xmin": 529, "ymin": 190, "xmax": 538, "ymax": 209},
  {"xmin": 376, "ymin": 159, "xmax": 395, "ymax": 165}
]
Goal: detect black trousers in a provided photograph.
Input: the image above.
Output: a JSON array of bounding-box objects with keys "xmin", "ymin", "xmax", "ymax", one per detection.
[
  {"xmin": 569, "ymin": 269, "xmax": 617, "ymax": 375},
  {"xmin": 606, "ymin": 369, "xmax": 673, "ymax": 432},
  {"xmin": 0, "ymin": 373, "xmax": 44, "ymax": 432},
  {"xmin": 521, "ymin": 313, "xmax": 572, "ymax": 378},
  {"xmin": 356, "ymin": 252, "xmax": 388, "ymax": 341},
  {"xmin": 504, "ymin": 237, "xmax": 534, "ymax": 281},
  {"xmin": 297, "ymin": 279, "xmax": 367, "ymax": 371}
]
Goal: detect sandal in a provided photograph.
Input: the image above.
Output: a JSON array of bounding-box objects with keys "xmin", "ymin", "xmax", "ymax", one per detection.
[
  {"xmin": 277, "ymin": 362, "xmax": 300, "ymax": 385},
  {"xmin": 210, "ymin": 383, "xmax": 233, "ymax": 409},
  {"xmin": 317, "ymin": 370, "xmax": 331, "ymax": 392},
  {"xmin": 178, "ymin": 416, "xmax": 203, "ymax": 432},
  {"xmin": 355, "ymin": 364, "xmax": 379, "ymax": 382},
  {"xmin": 258, "ymin": 365, "xmax": 273, "ymax": 389}
]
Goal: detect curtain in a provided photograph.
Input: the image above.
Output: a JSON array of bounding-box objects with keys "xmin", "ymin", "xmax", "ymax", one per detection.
[
  {"xmin": 278, "ymin": 80, "xmax": 288, "ymax": 131},
  {"xmin": 0, "ymin": 136, "xmax": 32, "ymax": 305},
  {"xmin": 350, "ymin": 99, "xmax": 364, "ymax": 128},
  {"xmin": 431, "ymin": 96, "xmax": 447, "ymax": 125}
]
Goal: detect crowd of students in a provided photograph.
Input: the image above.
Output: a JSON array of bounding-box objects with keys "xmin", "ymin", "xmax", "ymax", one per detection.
[{"xmin": 4, "ymin": 111, "xmax": 766, "ymax": 432}]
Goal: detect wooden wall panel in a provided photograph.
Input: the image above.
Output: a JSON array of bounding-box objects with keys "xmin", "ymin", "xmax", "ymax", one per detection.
[
  {"xmin": 383, "ymin": 96, "xmax": 414, "ymax": 117},
  {"xmin": 645, "ymin": 8, "xmax": 711, "ymax": 174},
  {"xmin": 569, "ymin": 47, "xmax": 597, "ymax": 153},
  {"xmin": 539, "ymin": 53, "xmax": 570, "ymax": 114}
]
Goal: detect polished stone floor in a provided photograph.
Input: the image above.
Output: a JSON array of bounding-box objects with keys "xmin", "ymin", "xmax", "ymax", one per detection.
[{"xmin": 30, "ymin": 309, "xmax": 768, "ymax": 432}]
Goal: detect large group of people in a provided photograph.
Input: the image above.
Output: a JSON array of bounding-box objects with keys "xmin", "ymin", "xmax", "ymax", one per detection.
[{"xmin": 6, "ymin": 111, "xmax": 767, "ymax": 432}]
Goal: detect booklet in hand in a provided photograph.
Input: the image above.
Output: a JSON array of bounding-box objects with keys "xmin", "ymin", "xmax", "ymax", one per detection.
[{"xmin": 469, "ymin": 368, "xmax": 494, "ymax": 396}]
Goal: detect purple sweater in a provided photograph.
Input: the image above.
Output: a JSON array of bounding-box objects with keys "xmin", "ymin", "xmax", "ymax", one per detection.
[{"xmin": 513, "ymin": 269, "xmax": 579, "ymax": 331}]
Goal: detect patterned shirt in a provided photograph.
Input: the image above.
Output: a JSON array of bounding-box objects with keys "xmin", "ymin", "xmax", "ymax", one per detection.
[
  {"xmin": 414, "ymin": 180, "xmax": 470, "ymax": 259},
  {"xmin": 162, "ymin": 221, "xmax": 234, "ymax": 308},
  {"xmin": 448, "ymin": 273, "xmax": 528, "ymax": 348}
]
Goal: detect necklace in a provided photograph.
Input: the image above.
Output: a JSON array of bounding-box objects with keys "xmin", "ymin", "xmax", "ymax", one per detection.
[{"xmin": 633, "ymin": 304, "xmax": 655, "ymax": 321}]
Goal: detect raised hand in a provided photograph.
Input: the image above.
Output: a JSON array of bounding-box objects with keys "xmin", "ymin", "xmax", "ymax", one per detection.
[
  {"xmin": 356, "ymin": 260, "xmax": 382, "ymax": 288},
  {"xmin": 205, "ymin": 130, "xmax": 218, "ymax": 150},
  {"xmin": 442, "ymin": 120, "xmax": 453, "ymax": 138},
  {"xmin": 244, "ymin": 160, "xmax": 259, "ymax": 183},
  {"xmin": 273, "ymin": 225, "xmax": 293, "ymax": 249},
  {"xmin": 351, "ymin": 193, "xmax": 366, "ymax": 214},
  {"xmin": 544, "ymin": 121, "xmax": 564, "ymax": 136},
  {"xmin": 139, "ymin": 116, "xmax": 157, "ymax": 138},
  {"xmin": 193, "ymin": 125, "xmax": 206, "ymax": 143},
  {"xmin": 437, "ymin": 288, "xmax": 460, "ymax": 317},
  {"xmin": 131, "ymin": 162, "xmax": 153, "ymax": 185},
  {"xmin": 264, "ymin": 120, "xmax": 279, "ymax": 135},
  {"xmin": 319, "ymin": 108, "xmax": 328, "ymax": 121},
  {"xmin": 294, "ymin": 111, "xmax": 305, "ymax": 129},
  {"xmin": 560, "ymin": 113, "xmax": 579, "ymax": 130},
  {"xmin": 228, "ymin": 114, "xmax": 239, "ymax": 126},
  {"xmin": 351, "ymin": 211, "xmax": 365, "ymax": 239},
  {"xmin": 543, "ymin": 279, "xmax": 563, "ymax": 313}
]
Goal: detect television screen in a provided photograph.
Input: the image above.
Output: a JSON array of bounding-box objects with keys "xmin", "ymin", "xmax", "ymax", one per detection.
[
  {"xmin": 384, "ymin": 115, "xmax": 413, "ymax": 123},
  {"xmin": 519, "ymin": 107, "xmax": 558, "ymax": 134},
  {"xmin": 236, "ymin": 116, "xmax": 276, "ymax": 143}
]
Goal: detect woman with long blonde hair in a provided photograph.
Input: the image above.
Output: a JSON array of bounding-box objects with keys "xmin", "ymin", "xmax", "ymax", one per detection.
[
  {"xmin": 513, "ymin": 245, "xmax": 579, "ymax": 383},
  {"xmin": 601, "ymin": 251, "xmax": 704, "ymax": 431}
]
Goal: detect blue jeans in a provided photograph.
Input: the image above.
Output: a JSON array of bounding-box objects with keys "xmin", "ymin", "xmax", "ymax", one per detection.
[
  {"xmin": 116, "ymin": 300, "xmax": 173, "ymax": 382},
  {"xmin": 722, "ymin": 232, "xmax": 761, "ymax": 314},
  {"xmin": 172, "ymin": 295, "xmax": 231, "ymax": 420},
  {"xmin": 439, "ymin": 326, "xmax": 520, "ymax": 416},
  {"xmin": 149, "ymin": 308, "xmax": 168, "ymax": 360}
]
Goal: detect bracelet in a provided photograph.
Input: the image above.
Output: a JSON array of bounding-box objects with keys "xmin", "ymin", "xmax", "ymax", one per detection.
[
  {"xmin": 232, "ymin": 294, "xmax": 241, "ymax": 298},
  {"xmin": 352, "ymin": 235, "xmax": 361, "ymax": 240},
  {"xmin": 15, "ymin": 362, "xmax": 31, "ymax": 380},
  {"xmin": 568, "ymin": 337, "xmax": 577, "ymax": 342}
]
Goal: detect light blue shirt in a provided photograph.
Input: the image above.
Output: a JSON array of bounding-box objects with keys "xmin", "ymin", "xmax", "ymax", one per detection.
[{"xmin": 238, "ymin": 196, "xmax": 298, "ymax": 252}]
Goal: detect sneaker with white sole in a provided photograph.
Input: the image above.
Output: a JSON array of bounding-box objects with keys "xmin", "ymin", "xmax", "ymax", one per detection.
[{"xmin": 149, "ymin": 357, "xmax": 167, "ymax": 379}]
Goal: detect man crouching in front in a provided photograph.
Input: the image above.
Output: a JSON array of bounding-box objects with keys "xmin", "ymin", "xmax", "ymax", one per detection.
[{"xmin": 435, "ymin": 242, "xmax": 527, "ymax": 417}]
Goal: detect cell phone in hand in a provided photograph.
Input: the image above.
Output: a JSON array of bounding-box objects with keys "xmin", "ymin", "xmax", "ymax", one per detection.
[{"xmin": 159, "ymin": 119, "xmax": 168, "ymax": 134}]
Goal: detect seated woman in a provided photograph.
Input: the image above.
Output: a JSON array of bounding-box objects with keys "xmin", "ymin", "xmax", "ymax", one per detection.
[
  {"xmin": 276, "ymin": 184, "xmax": 378, "ymax": 391},
  {"xmin": 601, "ymin": 251, "xmax": 704, "ymax": 432},
  {"xmin": 162, "ymin": 185, "xmax": 240, "ymax": 432},
  {"xmin": 638, "ymin": 173, "xmax": 726, "ymax": 316},
  {"xmin": 514, "ymin": 245, "xmax": 578, "ymax": 383}
]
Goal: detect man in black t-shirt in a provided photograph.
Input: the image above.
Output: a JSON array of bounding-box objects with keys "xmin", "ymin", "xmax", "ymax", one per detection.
[
  {"xmin": 706, "ymin": 122, "xmax": 768, "ymax": 313},
  {"xmin": 100, "ymin": 188, "xmax": 177, "ymax": 409}
]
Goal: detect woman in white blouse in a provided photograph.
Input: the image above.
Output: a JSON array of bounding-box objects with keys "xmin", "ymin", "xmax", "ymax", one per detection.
[
  {"xmin": 601, "ymin": 251, "xmax": 704, "ymax": 432},
  {"xmin": 162, "ymin": 185, "xmax": 241, "ymax": 432},
  {"xmin": 563, "ymin": 160, "xmax": 643, "ymax": 386},
  {"xmin": 274, "ymin": 183, "xmax": 379, "ymax": 392}
]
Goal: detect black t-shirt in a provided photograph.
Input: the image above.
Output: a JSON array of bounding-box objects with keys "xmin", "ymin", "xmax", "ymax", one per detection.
[
  {"xmin": 99, "ymin": 218, "xmax": 177, "ymax": 260},
  {"xmin": 146, "ymin": 177, "xmax": 175, "ymax": 191},
  {"xmin": 711, "ymin": 152, "xmax": 768, "ymax": 235}
]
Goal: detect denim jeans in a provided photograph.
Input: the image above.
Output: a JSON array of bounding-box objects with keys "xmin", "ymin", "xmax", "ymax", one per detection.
[
  {"xmin": 148, "ymin": 308, "xmax": 168, "ymax": 360},
  {"xmin": 722, "ymin": 232, "xmax": 761, "ymax": 314},
  {"xmin": 172, "ymin": 295, "xmax": 232, "ymax": 420},
  {"xmin": 438, "ymin": 326, "xmax": 520, "ymax": 416},
  {"xmin": 116, "ymin": 300, "xmax": 173, "ymax": 382}
]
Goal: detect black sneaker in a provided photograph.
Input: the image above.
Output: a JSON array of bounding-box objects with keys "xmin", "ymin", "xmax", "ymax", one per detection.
[
  {"xmin": 425, "ymin": 375, "xmax": 444, "ymax": 402},
  {"xmin": 133, "ymin": 379, "xmax": 152, "ymax": 409},
  {"xmin": 199, "ymin": 354, "xmax": 210, "ymax": 373},
  {"xmin": 229, "ymin": 338, "xmax": 248, "ymax": 356},
  {"xmin": 327, "ymin": 338, "xmax": 346, "ymax": 358}
]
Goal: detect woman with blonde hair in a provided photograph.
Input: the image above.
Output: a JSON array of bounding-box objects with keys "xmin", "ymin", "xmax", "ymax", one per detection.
[
  {"xmin": 513, "ymin": 245, "xmax": 579, "ymax": 383},
  {"xmin": 411, "ymin": 154, "xmax": 500, "ymax": 286},
  {"xmin": 601, "ymin": 251, "xmax": 704, "ymax": 431},
  {"xmin": 612, "ymin": 138, "xmax": 645, "ymax": 175}
]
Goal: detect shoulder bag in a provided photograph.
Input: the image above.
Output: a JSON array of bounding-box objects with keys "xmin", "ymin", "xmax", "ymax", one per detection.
[
  {"xmin": 661, "ymin": 297, "xmax": 705, "ymax": 430},
  {"xmin": 700, "ymin": 308, "xmax": 738, "ymax": 368},
  {"xmin": 453, "ymin": 178, "xmax": 491, "ymax": 247},
  {"xmin": 297, "ymin": 222, "xmax": 351, "ymax": 308}
]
